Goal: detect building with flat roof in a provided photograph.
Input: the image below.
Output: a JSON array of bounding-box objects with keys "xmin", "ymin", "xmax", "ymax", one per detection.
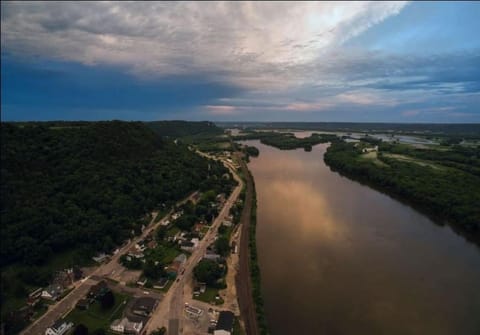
[
  {"xmin": 131, "ymin": 297, "xmax": 158, "ymax": 317},
  {"xmin": 214, "ymin": 311, "xmax": 235, "ymax": 335}
]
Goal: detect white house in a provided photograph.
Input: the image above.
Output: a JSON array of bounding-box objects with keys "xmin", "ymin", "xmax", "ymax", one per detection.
[
  {"xmin": 45, "ymin": 319, "xmax": 73, "ymax": 335},
  {"xmin": 180, "ymin": 238, "xmax": 199, "ymax": 252},
  {"xmin": 110, "ymin": 317, "xmax": 143, "ymax": 334},
  {"xmin": 92, "ymin": 253, "xmax": 108, "ymax": 263},
  {"xmin": 41, "ymin": 284, "xmax": 63, "ymax": 301},
  {"xmin": 204, "ymin": 249, "xmax": 221, "ymax": 261},
  {"xmin": 222, "ymin": 220, "xmax": 233, "ymax": 227}
]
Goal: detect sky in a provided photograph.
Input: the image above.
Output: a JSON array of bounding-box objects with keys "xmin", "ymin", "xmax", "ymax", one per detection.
[{"xmin": 1, "ymin": 1, "xmax": 479, "ymax": 122}]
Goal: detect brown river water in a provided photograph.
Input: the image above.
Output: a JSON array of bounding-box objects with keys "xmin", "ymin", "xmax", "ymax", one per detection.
[{"xmin": 244, "ymin": 140, "xmax": 480, "ymax": 335}]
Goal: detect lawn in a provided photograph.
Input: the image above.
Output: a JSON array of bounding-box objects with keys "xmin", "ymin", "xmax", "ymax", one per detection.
[
  {"xmin": 65, "ymin": 292, "xmax": 130, "ymax": 331},
  {"xmin": 193, "ymin": 287, "xmax": 224, "ymax": 305},
  {"xmin": 383, "ymin": 153, "xmax": 444, "ymax": 170},
  {"xmin": 143, "ymin": 242, "xmax": 181, "ymax": 265},
  {"xmin": 154, "ymin": 209, "xmax": 169, "ymax": 223},
  {"xmin": 358, "ymin": 151, "xmax": 388, "ymax": 167},
  {"xmin": 166, "ymin": 226, "xmax": 181, "ymax": 238}
]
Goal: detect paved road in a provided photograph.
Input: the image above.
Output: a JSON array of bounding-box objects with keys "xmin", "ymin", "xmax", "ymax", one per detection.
[
  {"xmin": 169, "ymin": 319, "xmax": 179, "ymax": 335},
  {"xmin": 21, "ymin": 192, "xmax": 197, "ymax": 335},
  {"xmin": 22, "ymin": 278, "xmax": 96, "ymax": 335},
  {"xmin": 146, "ymin": 152, "xmax": 244, "ymax": 334}
]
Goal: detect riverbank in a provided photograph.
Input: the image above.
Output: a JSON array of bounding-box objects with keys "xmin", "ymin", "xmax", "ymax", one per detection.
[
  {"xmin": 235, "ymin": 152, "xmax": 269, "ymax": 335},
  {"xmin": 233, "ymin": 130, "xmax": 338, "ymax": 151},
  {"xmin": 323, "ymin": 141, "xmax": 480, "ymax": 247}
]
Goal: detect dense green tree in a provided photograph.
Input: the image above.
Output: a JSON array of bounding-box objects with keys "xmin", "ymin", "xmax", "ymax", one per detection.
[
  {"xmin": 74, "ymin": 324, "xmax": 89, "ymax": 335},
  {"xmin": 143, "ymin": 260, "xmax": 165, "ymax": 280},
  {"xmin": 0, "ymin": 122, "xmax": 233, "ymax": 266},
  {"xmin": 324, "ymin": 139, "xmax": 480, "ymax": 245},
  {"xmin": 156, "ymin": 227, "xmax": 167, "ymax": 241},
  {"xmin": 150, "ymin": 327, "xmax": 167, "ymax": 335},
  {"xmin": 100, "ymin": 291, "xmax": 115, "ymax": 310},
  {"xmin": 215, "ymin": 236, "xmax": 230, "ymax": 257},
  {"xmin": 193, "ymin": 259, "xmax": 223, "ymax": 286}
]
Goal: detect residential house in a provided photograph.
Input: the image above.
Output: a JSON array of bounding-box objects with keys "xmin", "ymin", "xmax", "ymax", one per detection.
[
  {"xmin": 204, "ymin": 249, "xmax": 221, "ymax": 261},
  {"xmin": 147, "ymin": 240, "xmax": 157, "ymax": 249},
  {"xmin": 72, "ymin": 266, "xmax": 83, "ymax": 280},
  {"xmin": 131, "ymin": 297, "xmax": 158, "ymax": 317},
  {"xmin": 110, "ymin": 317, "xmax": 143, "ymax": 334},
  {"xmin": 214, "ymin": 311, "xmax": 235, "ymax": 335},
  {"xmin": 180, "ymin": 238, "xmax": 199, "ymax": 252},
  {"xmin": 92, "ymin": 253, "xmax": 108, "ymax": 263},
  {"xmin": 45, "ymin": 319, "xmax": 73, "ymax": 335},
  {"xmin": 27, "ymin": 288, "xmax": 43, "ymax": 306},
  {"xmin": 41, "ymin": 284, "xmax": 64, "ymax": 301},
  {"xmin": 126, "ymin": 249, "xmax": 145, "ymax": 261},
  {"xmin": 193, "ymin": 282, "xmax": 207, "ymax": 295},
  {"xmin": 180, "ymin": 241, "xmax": 194, "ymax": 252},
  {"xmin": 135, "ymin": 241, "xmax": 146, "ymax": 252},
  {"xmin": 166, "ymin": 265, "xmax": 179, "ymax": 277},
  {"xmin": 216, "ymin": 193, "xmax": 226, "ymax": 205},
  {"xmin": 171, "ymin": 211, "xmax": 183, "ymax": 221},
  {"xmin": 362, "ymin": 145, "xmax": 378, "ymax": 153},
  {"xmin": 165, "ymin": 253, "xmax": 187, "ymax": 277},
  {"xmin": 173, "ymin": 253, "xmax": 187, "ymax": 266},
  {"xmin": 153, "ymin": 277, "xmax": 169, "ymax": 289},
  {"xmin": 88, "ymin": 280, "xmax": 109, "ymax": 299},
  {"xmin": 53, "ymin": 270, "xmax": 73, "ymax": 288},
  {"xmin": 136, "ymin": 278, "xmax": 148, "ymax": 287},
  {"xmin": 75, "ymin": 298, "xmax": 90, "ymax": 310},
  {"xmin": 193, "ymin": 223, "xmax": 205, "ymax": 233},
  {"xmin": 222, "ymin": 220, "xmax": 233, "ymax": 227}
]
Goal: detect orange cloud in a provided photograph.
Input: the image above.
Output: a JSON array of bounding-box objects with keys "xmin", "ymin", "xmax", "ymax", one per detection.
[{"xmin": 204, "ymin": 105, "xmax": 237, "ymax": 115}]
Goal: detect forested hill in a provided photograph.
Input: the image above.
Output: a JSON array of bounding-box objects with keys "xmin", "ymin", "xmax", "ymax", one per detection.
[
  {"xmin": 147, "ymin": 120, "xmax": 224, "ymax": 138},
  {"xmin": 0, "ymin": 121, "xmax": 231, "ymax": 267}
]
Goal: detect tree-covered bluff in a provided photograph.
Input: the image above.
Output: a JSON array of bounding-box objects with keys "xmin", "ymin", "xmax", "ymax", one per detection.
[{"xmin": 0, "ymin": 121, "xmax": 233, "ymax": 267}]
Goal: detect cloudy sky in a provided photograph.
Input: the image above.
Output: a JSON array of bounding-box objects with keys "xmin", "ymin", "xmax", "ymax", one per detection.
[{"xmin": 1, "ymin": 1, "xmax": 479, "ymax": 122}]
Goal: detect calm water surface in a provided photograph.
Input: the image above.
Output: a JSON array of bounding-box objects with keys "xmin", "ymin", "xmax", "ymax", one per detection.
[{"xmin": 245, "ymin": 140, "xmax": 480, "ymax": 335}]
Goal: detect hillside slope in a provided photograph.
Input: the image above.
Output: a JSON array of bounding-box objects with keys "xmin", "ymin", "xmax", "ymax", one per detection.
[{"xmin": 0, "ymin": 121, "xmax": 230, "ymax": 266}]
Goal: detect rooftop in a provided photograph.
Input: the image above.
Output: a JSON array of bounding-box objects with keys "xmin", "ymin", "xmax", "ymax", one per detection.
[{"xmin": 216, "ymin": 311, "xmax": 235, "ymax": 331}]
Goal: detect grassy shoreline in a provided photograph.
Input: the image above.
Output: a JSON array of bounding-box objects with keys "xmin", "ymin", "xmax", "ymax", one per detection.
[
  {"xmin": 323, "ymin": 141, "xmax": 480, "ymax": 247},
  {"xmin": 245, "ymin": 168, "xmax": 269, "ymax": 334}
]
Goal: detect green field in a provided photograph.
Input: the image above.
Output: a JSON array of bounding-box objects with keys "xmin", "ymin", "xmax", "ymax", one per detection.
[{"xmin": 193, "ymin": 287, "xmax": 224, "ymax": 305}]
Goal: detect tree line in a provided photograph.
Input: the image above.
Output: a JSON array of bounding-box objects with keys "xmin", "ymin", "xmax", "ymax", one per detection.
[{"xmin": 324, "ymin": 140, "xmax": 480, "ymax": 245}]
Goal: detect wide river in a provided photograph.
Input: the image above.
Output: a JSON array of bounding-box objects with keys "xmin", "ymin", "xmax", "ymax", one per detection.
[{"xmin": 244, "ymin": 140, "xmax": 480, "ymax": 335}]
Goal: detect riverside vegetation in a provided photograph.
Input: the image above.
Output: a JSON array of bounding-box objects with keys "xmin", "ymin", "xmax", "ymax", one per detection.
[
  {"xmin": 233, "ymin": 130, "xmax": 338, "ymax": 151},
  {"xmin": 324, "ymin": 140, "xmax": 480, "ymax": 245},
  {"xmin": 232, "ymin": 128, "xmax": 480, "ymax": 246}
]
